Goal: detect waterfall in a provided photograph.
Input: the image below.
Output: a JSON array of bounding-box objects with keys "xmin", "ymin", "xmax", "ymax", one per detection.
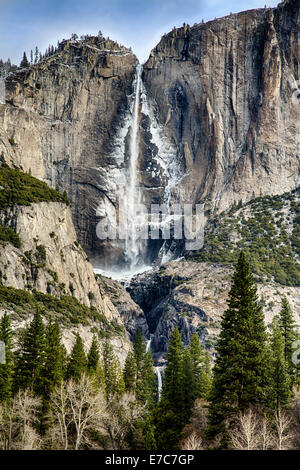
[
  {"xmin": 155, "ymin": 367, "xmax": 163, "ymax": 401},
  {"xmin": 94, "ymin": 61, "xmax": 182, "ymax": 280},
  {"xmin": 124, "ymin": 63, "xmax": 145, "ymax": 272},
  {"xmin": 146, "ymin": 337, "xmax": 151, "ymax": 353},
  {"xmin": 145, "ymin": 336, "xmax": 162, "ymax": 401}
]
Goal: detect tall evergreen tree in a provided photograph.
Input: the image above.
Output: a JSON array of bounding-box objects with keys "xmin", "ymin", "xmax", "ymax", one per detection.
[
  {"xmin": 42, "ymin": 320, "xmax": 64, "ymax": 396},
  {"xmin": 0, "ymin": 313, "xmax": 14, "ymax": 401},
  {"xmin": 154, "ymin": 328, "xmax": 185, "ymax": 449},
  {"xmin": 103, "ymin": 340, "xmax": 125, "ymax": 399},
  {"xmin": 124, "ymin": 350, "xmax": 137, "ymax": 392},
  {"xmin": 15, "ymin": 311, "xmax": 46, "ymax": 394},
  {"xmin": 133, "ymin": 328, "xmax": 146, "ymax": 369},
  {"xmin": 207, "ymin": 252, "xmax": 268, "ymax": 441},
  {"xmin": 66, "ymin": 333, "xmax": 87, "ymax": 381},
  {"xmin": 20, "ymin": 52, "xmax": 29, "ymax": 68},
  {"xmin": 198, "ymin": 349, "xmax": 212, "ymax": 399},
  {"xmin": 182, "ymin": 347, "xmax": 196, "ymax": 419},
  {"xmin": 279, "ymin": 297, "xmax": 298, "ymax": 384},
  {"xmin": 40, "ymin": 320, "xmax": 64, "ymax": 433},
  {"xmin": 189, "ymin": 332, "xmax": 204, "ymax": 399},
  {"xmin": 87, "ymin": 335, "xmax": 100, "ymax": 374},
  {"xmin": 141, "ymin": 350, "xmax": 157, "ymax": 408},
  {"xmin": 267, "ymin": 319, "xmax": 291, "ymax": 411}
]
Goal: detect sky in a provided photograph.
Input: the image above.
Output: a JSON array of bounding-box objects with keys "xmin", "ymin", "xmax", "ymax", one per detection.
[{"xmin": 0, "ymin": 0, "xmax": 279, "ymax": 65}]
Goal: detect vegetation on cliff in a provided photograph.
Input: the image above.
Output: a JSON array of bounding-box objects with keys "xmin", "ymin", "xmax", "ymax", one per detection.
[
  {"xmin": 0, "ymin": 157, "xmax": 69, "ymax": 209},
  {"xmin": 192, "ymin": 188, "xmax": 300, "ymax": 286},
  {"xmin": 0, "ymin": 225, "xmax": 21, "ymax": 248},
  {"xmin": 0, "ymin": 283, "xmax": 121, "ymax": 336}
]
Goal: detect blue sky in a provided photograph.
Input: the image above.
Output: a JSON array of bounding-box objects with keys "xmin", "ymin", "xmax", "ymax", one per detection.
[{"xmin": 0, "ymin": 0, "xmax": 279, "ymax": 64}]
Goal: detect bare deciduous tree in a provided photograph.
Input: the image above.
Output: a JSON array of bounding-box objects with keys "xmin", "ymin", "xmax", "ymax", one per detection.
[
  {"xmin": 229, "ymin": 409, "xmax": 260, "ymax": 450},
  {"xmin": 274, "ymin": 410, "xmax": 294, "ymax": 450},
  {"xmin": 180, "ymin": 432, "xmax": 203, "ymax": 450},
  {"xmin": 49, "ymin": 374, "xmax": 106, "ymax": 450},
  {"xmin": 102, "ymin": 392, "xmax": 145, "ymax": 450},
  {"xmin": 0, "ymin": 390, "xmax": 41, "ymax": 450}
]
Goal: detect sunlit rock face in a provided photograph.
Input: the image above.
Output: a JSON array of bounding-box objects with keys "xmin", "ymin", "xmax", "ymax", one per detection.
[
  {"xmin": 0, "ymin": 37, "xmax": 138, "ymax": 266},
  {"xmin": 1, "ymin": 0, "xmax": 299, "ymax": 274},
  {"xmin": 143, "ymin": 0, "xmax": 300, "ymax": 213}
]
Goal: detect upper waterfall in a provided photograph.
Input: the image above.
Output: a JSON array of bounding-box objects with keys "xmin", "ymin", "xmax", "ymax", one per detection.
[
  {"xmin": 94, "ymin": 61, "xmax": 182, "ymax": 281},
  {"xmin": 124, "ymin": 64, "xmax": 146, "ymax": 271}
]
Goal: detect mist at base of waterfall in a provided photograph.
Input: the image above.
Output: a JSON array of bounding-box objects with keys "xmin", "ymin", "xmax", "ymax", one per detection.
[{"xmin": 93, "ymin": 263, "xmax": 153, "ymax": 283}]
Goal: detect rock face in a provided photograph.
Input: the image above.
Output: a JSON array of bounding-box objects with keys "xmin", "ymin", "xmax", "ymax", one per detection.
[
  {"xmin": 129, "ymin": 259, "xmax": 300, "ymax": 361},
  {"xmin": 0, "ymin": 201, "xmax": 145, "ymax": 363},
  {"xmin": 97, "ymin": 275, "xmax": 149, "ymax": 339},
  {"xmin": 0, "ymin": 37, "xmax": 137, "ymax": 260},
  {"xmin": 1, "ymin": 2, "xmax": 299, "ymax": 265},
  {"xmin": 143, "ymin": 0, "xmax": 300, "ymax": 213}
]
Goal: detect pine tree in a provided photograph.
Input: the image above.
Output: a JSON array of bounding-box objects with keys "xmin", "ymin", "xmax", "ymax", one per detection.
[
  {"xmin": 182, "ymin": 347, "xmax": 196, "ymax": 419},
  {"xmin": 42, "ymin": 320, "xmax": 64, "ymax": 396},
  {"xmin": 103, "ymin": 340, "xmax": 125, "ymax": 398},
  {"xmin": 66, "ymin": 333, "xmax": 87, "ymax": 381},
  {"xmin": 34, "ymin": 46, "xmax": 39, "ymax": 63},
  {"xmin": 124, "ymin": 350, "xmax": 137, "ymax": 392},
  {"xmin": 189, "ymin": 332, "xmax": 204, "ymax": 398},
  {"xmin": 267, "ymin": 319, "xmax": 291, "ymax": 410},
  {"xmin": 40, "ymin": 320, "xmax": 64, "ymax": 433},
  {"xmin": 133, "ymin": 328, "xmax": 146, "ymax": 369},
  {"xmin": 207, "ymin": 252, "xmax": 268, "ymax": 441},
  {"xmin": 133, "ymin": 328, "xmax": 147, "ymax": 403},
  {"xmin": 20, "ymin": 52, "xmax": 29, "ymax": 68},
  {"xmin": 87, "ymin": 335, "xmax": 100, "ymax": 374},
  {"xmin": 279, "ymin": 297, "xmax": 298, "ymax": 384},
  {"xmin": 141, "ymin": 350, "xmax": 156, "ymax": 408},
  {"xmin": 87, "ymin": 336, "xmax": 106, "ymax": 389},
  {"xmin": 154, "ymin": 328, "xmax": 185, "ymax": 449},
  {"xmin": 15, "ymin": 311, "xmax": 46, "ymax": 394},
  {"xmin": 198, "ymin": 349, "xmax": 212, "ymax": 399},
  {"xmin": 0, "ymin": 313, "xmax": 14, "ymax": 402}
]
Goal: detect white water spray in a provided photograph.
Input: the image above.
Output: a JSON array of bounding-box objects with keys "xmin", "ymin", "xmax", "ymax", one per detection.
[
  {"xmin": 155, "ymin": 367, "xmax": 163, "ymax": 401},
  {"xmin": 124, "ymin": 63, "xmax": 147, "ymax": 271},
  {"xmin": 94, "ymin": 62, "xmax": 182, "ymax": 281},
  {"xmin": 146, "ymin": 337, "xmax": 152, "ymax": 353}
]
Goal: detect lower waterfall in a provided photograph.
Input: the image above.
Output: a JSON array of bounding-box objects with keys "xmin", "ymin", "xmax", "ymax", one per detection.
[
  {"xmin": 145, "ymin": 336, "xmax": 163, "ymax": 401},
  {"xmin": 155, "ymin": 367, "xmax": 163, "ymax": 401}
]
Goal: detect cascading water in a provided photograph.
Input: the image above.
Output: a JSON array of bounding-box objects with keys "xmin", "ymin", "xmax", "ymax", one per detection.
[
  {"xmin": 145, "ymin": 336, "xmax": 163, "ymax": 400},
  {"xmin": 124, "ymin": 64, "xmax": 146, "ymax": 272},
  {"xmin": 94, "ymin": 61, "xmax": 182, "ymax": 280},
  {"xmin": 155, "ymin": 367, "xmax": 163, "ymax": 401}
]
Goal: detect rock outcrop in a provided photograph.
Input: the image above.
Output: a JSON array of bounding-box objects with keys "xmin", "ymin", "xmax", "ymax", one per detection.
[
  {"xmin": 97, "ymin": 275, "xmax": 149, "ymax": 338},
  {"xmin": 0, "ymin": 200, "xmax": 144, "ymax": 363},
  {"xmin": 0, "ymin": 36, "xmax": 137, "ymax": 260},
  {"xmin": 143, "ymin": 0, "xmax": 300, "ymax": 212},
  {"xmin": 129, "ymin": 259, "xmax": 300, "ymax": 361}
]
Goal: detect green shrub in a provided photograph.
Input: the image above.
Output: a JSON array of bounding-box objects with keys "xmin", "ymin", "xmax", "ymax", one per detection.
[
  {"xmin": 0, "ymin": 164, "xmax": 69, "ymax": 209},
  {"xmin": 0, "ymin": 224, "xmax": 21, "ymax": 248},
  {"xmin": 0, "ymin": 283, "xmax": 116, "ymax": 334},
  {"xmin": 191, "ymin": 188, "xmax": 300, "ymax": 287}
]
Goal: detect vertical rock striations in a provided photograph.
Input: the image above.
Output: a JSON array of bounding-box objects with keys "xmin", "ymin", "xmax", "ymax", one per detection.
[
  {"xmin": 143, "ymin": 0, "xmax": 300, "ymax": 212},
  {"xmin": 0, "ymin": 37, "xmax": 137, "ymax": 257}
]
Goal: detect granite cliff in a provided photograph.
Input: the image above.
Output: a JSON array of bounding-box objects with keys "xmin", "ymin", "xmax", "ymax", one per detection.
[
  {"xmin": 0, "ymin": 0, "xmax": 299, "ymax": 361},
  {"xmin": 143, "ymin": 0, "xmax": 300, "ymax": 212}
]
